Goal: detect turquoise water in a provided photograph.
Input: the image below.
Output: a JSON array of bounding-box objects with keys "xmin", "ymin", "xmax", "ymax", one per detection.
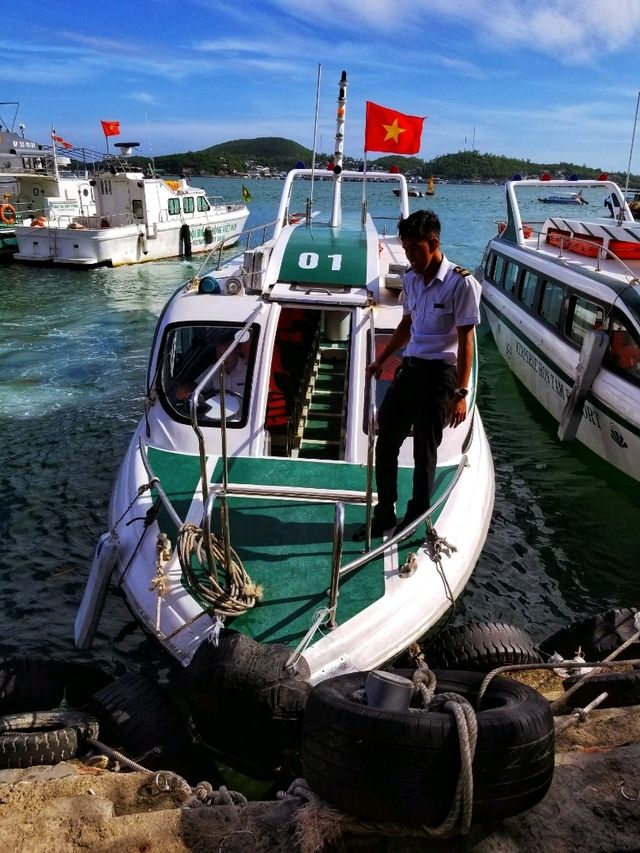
[{"xmin": 0, "ymin": 177, "xmax": 637, "ymax": 675}]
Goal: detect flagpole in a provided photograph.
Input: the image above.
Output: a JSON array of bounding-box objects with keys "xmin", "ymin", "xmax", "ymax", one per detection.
[
  {"xmin": 51, "ymin": 126, "xmax": 59, "ymax": 182},
  {"xmin": 330, "ymin": 70, "xmax": 347, "ymax": 228},
  {"xmin": 361, "ymin": 152, "xmax": 368, "ymax": 226}
]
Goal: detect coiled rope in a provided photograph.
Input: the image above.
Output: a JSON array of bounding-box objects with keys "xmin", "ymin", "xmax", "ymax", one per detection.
[{"xmin": 177, "ymin": 522, "xmax": 262, "ymax": 617}]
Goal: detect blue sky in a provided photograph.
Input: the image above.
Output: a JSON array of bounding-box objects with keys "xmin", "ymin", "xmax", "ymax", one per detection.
[{"xmin": 4, "ymin": 0, "xmax": 640, "ymax": 170}]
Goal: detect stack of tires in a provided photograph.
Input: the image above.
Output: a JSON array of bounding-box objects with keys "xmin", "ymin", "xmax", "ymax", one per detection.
[
  {"xmin": 539, "ymin": 607, "xmax": 640, "ymax": 709},
  {"xmin": 0, "ymin": 657, "xmax": 111, "ymax": 770},
  {"xmin": 302, "ymin": 621, "xmax": 555, "ymax": 826}
]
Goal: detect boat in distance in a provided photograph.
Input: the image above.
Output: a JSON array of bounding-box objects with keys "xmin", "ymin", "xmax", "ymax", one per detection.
[
  {"xmin": 478, "ymin": 178, "xmax": 640, "ymax": 481},
  {"xmin": 75, "ymin": 73, "xmax": 495, "ymax": 689},
  {"xmin": 13, "ymin": 142, "xmax": 249, "ymax": 267},
  {"xmin": 538, "ymin": 191, "xmax": 588, "ymax": 205}
]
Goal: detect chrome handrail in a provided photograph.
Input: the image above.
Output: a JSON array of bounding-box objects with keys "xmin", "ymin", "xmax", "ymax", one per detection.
[
  {"xmin": 138, "ymin": 437, "xmax": 184, "ymax": 530},
  {"xmin": 193, "ymin": 219, "xmax": 279, "ymax": 279},
  {"xmin": 327, "ymin": 502, "xmax": 345, "ymax": 629},
  {"xmin": 337, "ymin": 453, "xmax": 469, "ymax": 582},
  {"xmin": 364, "ymin": 308, "xmax": 377, "ymax": 551}
]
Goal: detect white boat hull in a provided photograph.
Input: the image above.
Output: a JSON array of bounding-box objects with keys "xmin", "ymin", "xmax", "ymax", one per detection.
[{"xmin": 14, "ymin": 209, "xmax": 249, "ymax": 266}]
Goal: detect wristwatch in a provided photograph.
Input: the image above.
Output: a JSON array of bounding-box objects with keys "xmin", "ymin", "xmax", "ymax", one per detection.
[{"xmin": 454, "ymin": 387, "xmax": 469, "ymax": 398}]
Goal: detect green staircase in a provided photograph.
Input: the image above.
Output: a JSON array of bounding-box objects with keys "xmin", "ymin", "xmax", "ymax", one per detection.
[{"xmin": 297, "ymin": 346, "xmax": 347, "ymax": 460}]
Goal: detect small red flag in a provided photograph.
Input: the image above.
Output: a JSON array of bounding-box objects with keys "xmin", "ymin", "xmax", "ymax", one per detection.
[
  {"xmin": 52, "ymin": 133, "xmax": 73, "ymax": 149},
  {"xmin": 101, "ymin": 120, "xmax": 120, "ymax": 137},
  {"xmin": 364, "ymin": 101, "xmax": 425, "ymax": 155}
]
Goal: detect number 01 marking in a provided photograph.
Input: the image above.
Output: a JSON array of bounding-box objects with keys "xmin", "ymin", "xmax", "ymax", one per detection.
[{"xmin": 298, "ymin": 252, "xmax": 343, "ymax": 271}]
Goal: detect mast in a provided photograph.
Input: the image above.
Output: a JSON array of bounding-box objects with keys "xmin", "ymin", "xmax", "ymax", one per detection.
[{"xmin": 330, "ymin": 70, "xmax": 347, "ymax": 228}]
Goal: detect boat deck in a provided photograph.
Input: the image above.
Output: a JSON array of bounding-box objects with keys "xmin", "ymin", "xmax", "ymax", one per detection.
[{"xmin": 147, "ymin": 451, "xmax": 456, "ymax": 645}]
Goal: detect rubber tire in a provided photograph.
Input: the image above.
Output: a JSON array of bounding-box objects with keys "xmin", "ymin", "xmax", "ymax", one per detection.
[
  {"xmin": 562, "ymin": 670, "xmax": 640, "ymax": 709},
  {"xmin": 302, "ymin": 669, "xmax": 555, "ymax": 826},
  {"xmin": 89, "ymin": 670, "xmax": 218, "ymax": 783},
  {"xmin": 423, "ymin": 622, "xmax": 542, "ymax": 672},
  {"xmin": 0, "ymin": 657, "xmax": 114, "ymax": 714},
  {"xmin": 183, "ymin": 630, "xmax": 311, "ymax": 775},
  {"xmin": 539, "ymin": 608, "xmax": 640, "ymax": 660},
  {"xmin": 0, "ymin": 710, "xmax": 98, "ymax": 769}
]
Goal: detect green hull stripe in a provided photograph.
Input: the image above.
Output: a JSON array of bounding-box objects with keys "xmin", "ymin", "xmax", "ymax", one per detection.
[{"xmin": 278, "ymin": 223, "xmax": 368, "ymax": 288}]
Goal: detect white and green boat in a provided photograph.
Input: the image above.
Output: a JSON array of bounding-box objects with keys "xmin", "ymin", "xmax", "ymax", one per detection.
[{"xmin": 76, "ymin": 75, "xmax": 495, "ymax": 684}]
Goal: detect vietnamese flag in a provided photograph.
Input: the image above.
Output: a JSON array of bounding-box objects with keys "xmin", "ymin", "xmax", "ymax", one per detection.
[
  {"xmin": 364, "ymin": 101, "xmax": 425, "ymax": 155},
  {"xmin": 100, "ymin": 120, "xmax": 120, "ymax": 137}
]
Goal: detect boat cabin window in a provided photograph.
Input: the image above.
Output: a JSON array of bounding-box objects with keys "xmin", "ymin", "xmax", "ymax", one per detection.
[
  {"xmin": 519, "ymin": 270, "xmax": 539, "ymax": 309},
  {"xmin": 503, "ymin": 261, "xmax": 520, "ymax": 296},
  {"xmin": 132, "ymin": 199, "xmax": 143, "ymax": 219},
  {"xmin": 168, "ymin": 198, "xmax": 180, "ymax": 216},
  {"xmin": 567, "ymin": 296, "xmax": 605, "ymax": 346},
  {"xmin": 99, "ymin": 179, "xmax": 112, "ymax": 195},
  {"xmin": 539, "ymin": 280, "xmax": 564, "ymax": 327},
  {"xmin": 606, "ymin": 318, "xmax": 640, "ymax": 378},
  {"xmin": 197, "ymin": 197, "xmax": 210, "ymax": 212},
  {"xmin": 183, "ymin": 196, "xmax": 195, "ymax": 214},
  {"xmin": 490, "ymin": 253, "xmax": 505, "ymax": 285},
  {"xmin": 159, "ymin": 323, "xmax": 257, "ymax": 427}
]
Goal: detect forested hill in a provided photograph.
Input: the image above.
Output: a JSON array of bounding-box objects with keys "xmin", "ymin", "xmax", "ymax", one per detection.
[{"xmin": 139, "ymin": 138, "xmax": 637, "ymax": 184}]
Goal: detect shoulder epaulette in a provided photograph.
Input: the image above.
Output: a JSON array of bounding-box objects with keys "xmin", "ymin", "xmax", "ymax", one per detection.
[{"xmin": 453, "ymin": 265, "xmax": 471, "ymax": 277}]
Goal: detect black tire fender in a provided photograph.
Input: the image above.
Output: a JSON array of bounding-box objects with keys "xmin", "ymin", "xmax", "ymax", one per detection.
[
  {"xmin": 0, "ymin": 657, "xmax": 113, "ymax": 714},
  {"xmin": 0, "ymin": 710, "xmax": 99, "ymax": 769},
  {"xmin": 539, "ymin": 607, "xmax": 640, "ymax": 660},
  {"xmin": 302, "ymin": 669, "xmax": 555, "ymax": 826},
  {"xmin": 423, "ymin": 621, "xmax": 541, "ymax": 671},
  {"xmin": 89, "ymin": 670, "xmax": 218, "ymax": 783},
  {"xmin": 562, "ymin": 669, "xmax": 640, "ymax": 709}
]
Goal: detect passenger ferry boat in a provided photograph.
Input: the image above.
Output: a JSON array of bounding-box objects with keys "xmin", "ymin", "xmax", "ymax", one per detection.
[
  {"xmin": 13, "ymin": 142, "xmax": 249, "ymax": 267},
  {"xmin": 479, "ymin": 178, "xmax": 640, "ymax": 481},
  {"xmin": 76, "ymin": 74, "xmax": 494, "ymax": 686}
]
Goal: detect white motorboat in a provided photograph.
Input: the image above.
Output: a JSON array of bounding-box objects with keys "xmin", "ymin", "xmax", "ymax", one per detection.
[
  {"xmin": 479, "ymin": 178, "xmax": 640, "ymax": 481},
  {"xmin": 13, "ymin": 143, "xmax": 249, "ymax": 267},
  {"xmin": 76, "ymin": 73, "xmax": 495, "ymax": 690}
]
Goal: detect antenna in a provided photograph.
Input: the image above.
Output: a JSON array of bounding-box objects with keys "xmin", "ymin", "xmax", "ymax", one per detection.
[
  {"xmin": 330, "ymin": 70, "xmax": 347, "ymax": 228},
  {"xmin": 623, "ymin": 91, "xmax": 640, "ymax": 198},
  {"xmin": 145, "ymin": 111, "xmax": 156, "ymax": 178},
  {"xmin": 308, "ymin": 63, "xmax": 322, "ymax": 223}
]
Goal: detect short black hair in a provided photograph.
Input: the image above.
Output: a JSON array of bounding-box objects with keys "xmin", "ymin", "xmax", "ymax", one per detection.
[{"xmin": 397, "ymin": 209, "xmax": 441, "ymax": 242}]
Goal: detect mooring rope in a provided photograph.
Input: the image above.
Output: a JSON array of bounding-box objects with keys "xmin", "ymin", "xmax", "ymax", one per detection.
[{"xmin": 176, "ymin": 521, "xmax": 262, "ymax": 617}]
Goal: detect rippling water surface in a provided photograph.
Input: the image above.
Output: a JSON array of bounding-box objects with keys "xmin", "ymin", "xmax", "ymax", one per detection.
[{"xmin": 0, "ymin": 177, "xmax": 637, "ymax": 675}]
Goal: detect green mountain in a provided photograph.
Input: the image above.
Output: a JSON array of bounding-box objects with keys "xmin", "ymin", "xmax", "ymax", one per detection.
[{"xmin": 126, "ymin": 137, "xmax": 639, "ymax": 185}]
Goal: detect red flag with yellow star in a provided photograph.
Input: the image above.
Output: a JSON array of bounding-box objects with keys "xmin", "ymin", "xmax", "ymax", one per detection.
[{"xmin": 364, "ymin": 101, "xmax": 425, "ymax": 154}]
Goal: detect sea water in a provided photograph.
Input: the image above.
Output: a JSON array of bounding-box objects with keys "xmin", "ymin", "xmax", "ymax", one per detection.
[{"xmin": 0, "ymin": 177, "xmax": 637, "ymax": 677}]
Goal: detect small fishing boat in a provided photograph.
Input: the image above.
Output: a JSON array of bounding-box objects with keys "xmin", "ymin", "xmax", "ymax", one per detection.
[
  {"xmin": 13, "ymin": 142, "xmax": 249, "ymax": 267},
  {"xmin": 538, "ymin": 191, "xmax": 588, "ymax": 205},
  {"xmin": 393, "ymin": 185, "xmax": 422, "ymax": 197},
  {"xmin": 76, "ymin": 73, "xmax": 494, "ymax": 691},
  {"xmin": 479, "ymin": 178, "xmax": 640, "ymax": 481}
]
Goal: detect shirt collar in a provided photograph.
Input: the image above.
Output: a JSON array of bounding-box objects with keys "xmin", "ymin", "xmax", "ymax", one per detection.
[{"xmin": 423, "ymin": 254, "xmax": 449, "ymax": 286}]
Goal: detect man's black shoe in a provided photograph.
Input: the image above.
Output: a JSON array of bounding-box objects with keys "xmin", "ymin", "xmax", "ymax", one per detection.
[
  {"xmin": 352, "ymin": 516, "xmax": 397, "ymax": 542},
  {"xmin": 393, "ymin": 512, "xmax": 425, "ymax": 537}
]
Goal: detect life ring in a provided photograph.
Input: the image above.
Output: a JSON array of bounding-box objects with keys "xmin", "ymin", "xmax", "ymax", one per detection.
[
  {"xmin": 0, "ymin": 203, "xmax": 16, "ymax": 226},
  {"xmin": 522, "ymin": 223, "xmax": 533, "ymax": 239},
  {"xmin": 418, "ymin": 621, "xmax": 541, "ymax": 671},
  {"xmin": 302, "ymin": 669, "xmax": 555, "ymax": 825}
]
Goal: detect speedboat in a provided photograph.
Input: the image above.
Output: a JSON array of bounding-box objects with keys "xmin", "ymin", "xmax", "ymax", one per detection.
[
  {"xmin": 479, "ymin": 178, "xmax": 640, "ymax": 481},
  {"xmin": 76, "ymin": 73, "xmax": 494, "ymax": 689},
  {"xmin": 13, "ymin": 142, "xmax": 249, "ymax": 267},
  {"xmin": 393, "ymin": 185, "xmax": 422, "ymax": 197},
  {"xmin": 538, "ymin": 191, "xmax": 588, "ymax": 205}
]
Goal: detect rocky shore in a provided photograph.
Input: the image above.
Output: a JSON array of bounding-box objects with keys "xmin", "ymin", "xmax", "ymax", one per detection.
[{"xmin": 1, "ymin": 704, "xmax": 640, "ymax": 852}]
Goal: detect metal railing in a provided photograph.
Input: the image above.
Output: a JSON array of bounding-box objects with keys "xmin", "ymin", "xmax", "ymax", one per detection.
[{"xmin": 363, "ymin": 308, "xmax": 377, "ymax": 551}]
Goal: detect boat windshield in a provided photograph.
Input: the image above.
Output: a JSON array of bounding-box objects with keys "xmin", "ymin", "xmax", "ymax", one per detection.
[{"xmin": 158, "ymin": 323, "xmax": 256, "ymax": 426}]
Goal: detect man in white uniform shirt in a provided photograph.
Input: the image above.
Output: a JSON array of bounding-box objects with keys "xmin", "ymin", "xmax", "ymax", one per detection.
[{"xmin": 354, "ymin": 209, "xmax": 481, "ymax": 541}]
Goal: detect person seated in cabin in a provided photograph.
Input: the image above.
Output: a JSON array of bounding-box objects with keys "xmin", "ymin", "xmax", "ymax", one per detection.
[{"xmin": 172, "ymin": 329, "xmax": 248, "ymax": 417}]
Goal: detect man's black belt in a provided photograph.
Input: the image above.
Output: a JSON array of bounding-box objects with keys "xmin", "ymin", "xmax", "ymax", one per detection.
[{"xmin": 402, "ymin": 356, "xmax": 447, "ymax": 368}]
